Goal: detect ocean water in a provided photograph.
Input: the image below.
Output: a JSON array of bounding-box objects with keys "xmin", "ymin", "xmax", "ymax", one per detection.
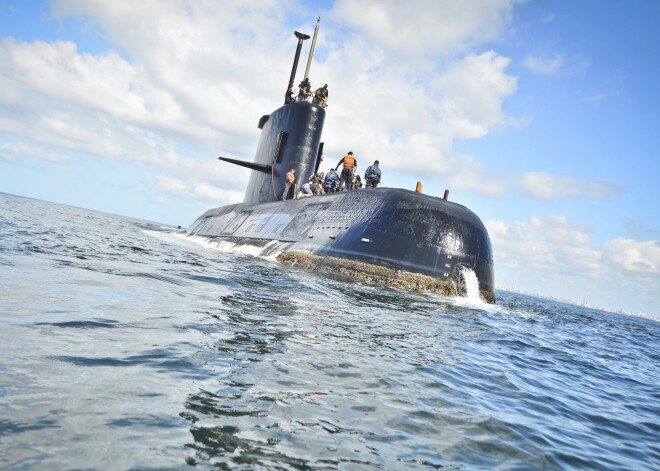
[{"xmin": 0, "ymin": 193, "xmax": 658, "ymax": 470}]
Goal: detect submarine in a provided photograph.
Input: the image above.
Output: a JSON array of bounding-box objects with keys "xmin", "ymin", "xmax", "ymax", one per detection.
[{"xmin": 188, "ymin": 19, "xmax": 495, "ymax": 303}]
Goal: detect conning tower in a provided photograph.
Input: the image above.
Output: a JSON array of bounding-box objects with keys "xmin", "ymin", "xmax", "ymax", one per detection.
[{"xmin": 219, "ymin": 21, "xmax": 325, "ymax": 206}]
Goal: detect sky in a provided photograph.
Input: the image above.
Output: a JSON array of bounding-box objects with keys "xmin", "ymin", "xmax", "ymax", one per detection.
[{"xmin": 1, "ymin": 0, "xmax": 659, "ymax": 317}]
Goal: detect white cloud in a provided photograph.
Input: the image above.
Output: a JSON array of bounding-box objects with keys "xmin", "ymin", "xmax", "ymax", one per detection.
[
  {"xmin": 193, "ymin": 181, "xmax": 243, "ymax": 202},
  {"xmin": 153, "ymin": 174, "xmax": 243, "ymax": 204},
  {"xmin": 486, "ymin": 215, "xmax": 660, "ymax": 315},
  {"xmin": 153, "ymin": 174, "xmax": 188, "ymax": 194},
  {"xmin": 443, "ymin": 154, "xmax": 509, "ymax": 197},
  {"xmin": 0, "ymin": 142, "xmax": 69, "ymax": 163},
  {"xmin": 49, "ymin": 0, "xmax": 291, "ymax": 142},
  {"xmin": 317, "ymin": 46, "xmax": 518, "ymax": 195},
  {"xmin": 519, "ymin": 171, "xmax": 623, "ymax": 201},
  {"xmin": 603, "ymin": 238, "xmax": 660, "ymax": 275},
  {"xmin": 332, "ymin": 0, "xmax": 521, "ymax": 58},
  {"xmin": 434, "ymin": 51, "xmax": 518, "ymax": 140},
  {"xmin": 487, "ymin": 214, "xmax": 601, "ymax": 275},
  {"xmin": 523, "ymin": 54, "xmax": 564, "ymax": 75}
]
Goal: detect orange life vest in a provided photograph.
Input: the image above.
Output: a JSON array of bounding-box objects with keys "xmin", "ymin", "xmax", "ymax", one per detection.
[
  {"xmin": 286, "ymin": 171, "xmax": 295, "ymax": 184},
  {"xmin": 343, "ymin": 155, "xmax": 355, "ymax": 169}
]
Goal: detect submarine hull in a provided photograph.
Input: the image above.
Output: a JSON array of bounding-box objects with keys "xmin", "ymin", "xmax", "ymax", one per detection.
[{"xmin": 188, "ymin": 187, "xmax": 495, "ymax": 302}]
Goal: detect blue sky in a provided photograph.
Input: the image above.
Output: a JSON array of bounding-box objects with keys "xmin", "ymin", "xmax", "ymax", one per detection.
[{"xmin": 1, "ymin": 0, "xmax": 658, "ymax": 317}]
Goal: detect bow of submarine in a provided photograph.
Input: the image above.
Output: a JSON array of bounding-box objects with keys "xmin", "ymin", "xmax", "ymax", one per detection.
[{"xmin": 287, "ymin": 188, "xmax": 495, "ymax": 302}]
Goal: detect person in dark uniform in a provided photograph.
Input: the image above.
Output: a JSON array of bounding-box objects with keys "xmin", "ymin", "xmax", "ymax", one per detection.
[
  {"xmin": 364, "ymin": 160, "xmax": 382, "ymax": 187},
  {"xmin": 285, "ymin": 87, "xmax": 297, "ymax": 104},
  {"xmin": 323, "ymin": 168, "xmax": 340, "ymax": 192},
  {"xmin": 298, "ymin": 77, "xmax": 312, "ymax": 101},
  {"xmin": 313, "ymin": 84, "xmax": 329, "ymax": 107}
]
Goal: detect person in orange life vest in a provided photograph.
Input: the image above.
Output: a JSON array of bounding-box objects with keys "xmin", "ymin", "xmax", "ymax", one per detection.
[
  {"xmin": 336, "ymin": 151, "xmax": 357, "ymax": 191},
  {"xmin": 282, "ymin": 168, "xmax": 295, "ymax": 200}
]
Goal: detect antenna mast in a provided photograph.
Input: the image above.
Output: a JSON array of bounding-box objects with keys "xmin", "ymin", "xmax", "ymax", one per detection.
[
  {"xmin": 303, "ymin": 17, "xmax": 320, "ymax": 80},
  {"xmin": 287, "ymin": 31, "xmax": 310, "ymax": 94}
]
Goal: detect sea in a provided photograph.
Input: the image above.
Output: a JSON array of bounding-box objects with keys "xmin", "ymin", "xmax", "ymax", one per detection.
[{"xmin": 0, "ymin": 192, "xmax": 658, "ymax": 470}]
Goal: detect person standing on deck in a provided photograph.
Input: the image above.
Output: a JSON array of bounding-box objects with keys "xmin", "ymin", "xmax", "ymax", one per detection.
[
  {"xmin": 336, "ymin": 151, "xmax": 357, "ymax": 191},
  {"xmin": 285, "ymin": 87, "xmax": 297, "ymax": 104},
  {"xmin": 298, "ymin": 77, "xmax": 312, "ymax": 102},
  {"xmin": 364, "ymin": 160, "xmax": 382, "ymax": 187},
  {"xmin": 313, "ymin": 84, "xmax": 329, "ymax": 108},
  {"xmin": 323, "ymin": 168, "xmax": 340, "ymax": 193},
  {"xmin": 282, "ymin": 168, "xmax": 295, "ymax": 200}
]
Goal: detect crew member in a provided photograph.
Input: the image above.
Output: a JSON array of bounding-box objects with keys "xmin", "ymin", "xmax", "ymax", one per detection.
[
  {"xmin": 285, "ymin": 87, "xmax": 297, "ymax": 104},
  {"xmin": 309, "ymin": 172, "xmax": 325, "ymax": 194},
  {"xmin": 313, "ymin": 84, "xmax": 329, "ymax": 108},
  {"xmin": 310, "ymin": 179, "xmax": 324, "ymax": 195},
  {"xmin": 309, "ymin": 171, "xmax": 325, "ymax": 184},
  {"xmin": 336, "ymin": 151, "xmax": 357, "ymax": 191},
  {"xmin": 299, "ymin": 182, "xmax": 314, "ymax": 198},
  {"xmin": 364, "ymin": 160, "xmax": 382, "ymax": 187},
  {"xmin": 282, "ymin": 168, "xmax": 295, "ymax": 200},
  {"xmin": 323, "ymin": 168, "xmax": 339, "ymax": 192},
  {"xmin": 298, "ymin": 77, "xmax": 312, "ymax": 102}
]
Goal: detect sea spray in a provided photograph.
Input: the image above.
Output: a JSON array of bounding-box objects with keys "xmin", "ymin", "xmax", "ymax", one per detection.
[{"xmin": 460, "ymin": 266, "xmax": 483, "ymax": 302}]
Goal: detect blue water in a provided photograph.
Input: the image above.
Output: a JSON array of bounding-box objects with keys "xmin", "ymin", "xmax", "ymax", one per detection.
[{"xmin": 0, "ymin": 193, "xmax": 658, "ymax": 470}]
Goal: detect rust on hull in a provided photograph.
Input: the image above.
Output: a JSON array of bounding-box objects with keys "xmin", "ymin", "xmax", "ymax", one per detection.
[{"xmin": 277, "ymin": 250, "xmax": 458, "ymax": 297}]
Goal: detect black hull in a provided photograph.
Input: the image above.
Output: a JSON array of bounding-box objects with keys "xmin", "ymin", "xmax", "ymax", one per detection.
[{"xmin": 188, "ymin": 187, "xmax": 495, "ymax": 302}]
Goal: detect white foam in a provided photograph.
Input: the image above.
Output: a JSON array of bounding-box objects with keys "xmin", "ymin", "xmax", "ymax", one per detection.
[
  {"xmin": 144, "ymin": 230, "xmax": 289, "ymax": 261},
  {"xmin": 143, "ymin": 229, "xmax": 201, "ymax": 248},
  {"xmin": 442, "ymin": 266, "xmax": 502, "ymax": 312},
  {"xmin": 208, "ymin": 238, "xmax": 265, "ymax": 256},
  {"xmin": 461, "ymin": 266, "xmax": 482, "ymax": 302}
]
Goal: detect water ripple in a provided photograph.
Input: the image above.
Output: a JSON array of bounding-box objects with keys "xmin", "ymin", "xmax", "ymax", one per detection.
[{"xmin": 1, "ymin": 194, "xmax": 658, "ymax": 470}]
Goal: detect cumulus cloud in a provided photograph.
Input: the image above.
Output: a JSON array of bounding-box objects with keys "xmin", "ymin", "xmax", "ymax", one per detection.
[
  {"xmin": 318, "ymin": 46, "xmax": 518, "ymax": 195},
  {"xmin": 487, "ymin": 214, "xmax": 601, "ymax": 275},
  {"xmin": 519, "ymin": 171, "xmax": 623, "ymax": 201},
  {"xmin": 443, "ymin": 153, "xmax": 509, "ymax": 197},
  {"xmin": 523, "ymin": 54, "xmax": 564, "ymax": 75},
  {"xmin": 153, "ymin": 174, "xmax": 243, "ymax": 204},
  {"xmin": 0, "ymin": 142, "xmax": 69, "ymax": 163},
  {"xmin": 0, "ymin": 33, "xmax": 247, "ymax": 197},
  {"xmin": 603, "ymin": 238, "xmax": 660, "ymax": 275},
  {"xmin": 49, "ymin": 0, "xmax": 291, "ymax": 141},
  {"xmin": 332, "ymin": 0, "xmax": 521, "ymax": 58},
  {"xmin": 434, "ymin": 51, "xmax": 517, "ymax": 139},
  {"xmin": 486, "ymin": 215, "xmax": 660, "ymax": 314}
]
